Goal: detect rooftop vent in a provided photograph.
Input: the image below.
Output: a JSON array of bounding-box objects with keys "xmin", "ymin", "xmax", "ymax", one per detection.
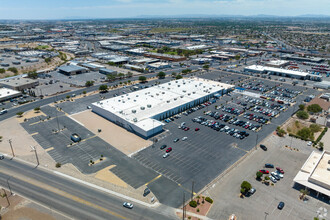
[
  {"xmin": 132, "ymin": 109, "xmax": 136, "ymax": 113},
  {"xmin": 140, "ymin": 106, "xmax": 145, "ymax": 110},
  {"xmin": 174, "ymin": 98, "xmax": 177, "ymax": 100},
  {"xmin": 133, "ymin": 118, "xmax": 137, "ymax": 122},
  {"xmin": 147, "ymin": 104, "xmax": 152, "ymax": 108},
  {"xmin": 167, "ymin": 100, "xmax": 170, "ymax": 103}
]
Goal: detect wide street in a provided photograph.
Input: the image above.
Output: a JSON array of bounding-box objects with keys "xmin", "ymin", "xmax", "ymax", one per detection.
[{"xmin": 0, "ymin": 158, "xmax": 178, "ymax": 220}]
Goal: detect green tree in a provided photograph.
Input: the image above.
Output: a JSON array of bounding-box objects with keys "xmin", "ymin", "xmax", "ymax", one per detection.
[
  {"xmin": 297, "ymin": 127, "xmax": 314, "ymax": 140},
  {"xmin": 319, "ymin": 142, "xmax": 324, "ymax": 151},
  {"xmin": 127, "ymin": 72, "xmax": 133, "ymax": 78},
  {"xmin": 235, "ymin": 54, "xmax": 241, "ymax": 60},
  {"xmin": 27, "ymin": 71, "xmax": 38, "ymax": 79},
  {"xmin": 34, "ymin": 107, "xmax": 41, "ymax": 112},
  {"xmin": 171, "ymin": 72, "xmax": 177, "ymax": 77},
  {"xmin": 117, "ymin": 73, "xmax": 125, "ymax": 79},
  {"xmin": 298, "ymin": 104, "xmax": 305, "ymax": 111},
  {"xmin": 16, "ymin": 111, "xmax": 24, "ymax": 117},
  {"xmin": 99, "ymin": 85, "xmax": 108, "ymax": 93},
  {"xmin": 296, "ymin": 111, "xmax": 309, "ymax": 120},
  {"xmin": 176, "ymin": 75, "xmax": 183, "ymax": 79},
  {"xmin": 107, "ymin": 74, "xmax": 116, "ymax": 82},
  {"xmin": 256, "ymin": 171, "xmax": 263, "ymax": 180},
  {"xmin": 44, "ymin": 57, "xmax": 51, "ymax": 63},
  {"xmin": 157, "ymin": 71, "xmax": 166, "ymax": 79},
  {"xmin": 138, "ymin": 76, "xmax": 147, "ymax": 83},
  {"xmin": 8, "ymin": 67, "xmax": 18, "ymax": 74},
  {"xmin": 85, "ymin": 81, "xmax": 94, "ymax": 87},
  {"xmin": 202, "ymin": 64, "xmax": 210, "ymax": 70},
  {"xmin": 309, "ymin": 124, "xmax": 321, "ymax": 133},
  {"xmin": 240, "ymin": 181, "xmax": 252, "ymax": 194},
  {"xmin": 307, "ymin": 104, "xmax": 322, "ymax": 113},
  {"xmin": 0, "ymin": 68, "xmax": 5, "ymax": 74},
  {"xmin": 83, "ymin": 91, "xmax": 87, "ymax": 95}
]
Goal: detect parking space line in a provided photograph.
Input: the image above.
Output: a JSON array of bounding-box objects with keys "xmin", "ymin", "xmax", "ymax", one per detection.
[{"xmin": 145, "ymin": 174, "xmax": 162, "ymax": 186}]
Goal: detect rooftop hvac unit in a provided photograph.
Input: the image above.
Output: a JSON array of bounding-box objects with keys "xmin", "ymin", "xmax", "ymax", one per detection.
[
  {"xmin": 132, "ymin": 109, "xmax": 136, "ymax": 113},
  {"xmin": 328, "ymin": 167, "xmax": 330, "ymax": 171},
  {"xmin": 133, "ymin": 118, "xmax": 137, "ymax": 122},
  {"xmin": 162, "ymin": 92, "xmax": 165, "ymax": 94},
  {"xmin": 134, "ymin": 99, "xmax": 136, "ymax": 102},
  {"xmin": 188, "ymin": 93, "xmax": 191, "ymax": 96},
  {"xmin": 147, "ymin": 104, "xmax": 152, "ymax": 108},
  {"xmin": 140, "ymin": 106, "xmax": 145, "ymax": 110},
  {"xmin": 183, "ymin": 90, "xmax": 186, "ymax": 93},
  {"xmin": 195, "ymin": 85, "xmax": 197, "ymax": 87},
  {"xmin": 167, "ymin": 100, "xmax": 170, "ymax": 103},
  {"xmin": 136, "ymin": 95, "xmax": 139, "ymax": 97},
  {"xmin": 178, "ymin": 85, "xmax": 180, "ymax": 87},
  {"xmin": 174, "ymin": 98, "xmax": 177, "ymax": 100},
  {"xmin": 119, "ymin": 110, "xmax": 123, "ymax": 114},
  {"xmin": 180, "ymin": 95, "xmax": 183, "ymax": 98},
  {"xmin": 193, "ymin": 91, "xmax": 196, "ymax": 94},
  {"xmin": 328, "ymin": 160, "xmax": 330, "ymax": 164},
  {"xmin": 175, "ymin": 81, "xmax": 178, "ymax": 83},
  {"xmin": 156, "ymin": 93, "xmax": 159, "ymax": 96},
  {"xmin": 168, "ymin": 83, "xmax": 171, "ymax": 85}
]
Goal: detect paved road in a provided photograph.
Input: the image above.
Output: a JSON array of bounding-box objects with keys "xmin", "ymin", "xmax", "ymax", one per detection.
[{"xmin": 0, "ymin": 158, "xmax": 178, "ymax": 220}]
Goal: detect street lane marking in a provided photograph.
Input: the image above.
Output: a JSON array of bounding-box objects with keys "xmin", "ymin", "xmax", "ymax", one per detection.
[
  {"xmin": 3, "ymin": 172, "xmax": 128, "ymax": 220},
  {"xmin": 45, "ymin": 147, "xmax": 54, "ymax": 152},
  {"xmin": 178, "ymin": 183, "xmax": 196, "ymax": 195},
  {"xmin": 31, "ymin": 132, "xmax": 39, "ymax": 136},
  {"xmin": 145, "ymin": 174, "xmax": 162, "ymax": 186}
]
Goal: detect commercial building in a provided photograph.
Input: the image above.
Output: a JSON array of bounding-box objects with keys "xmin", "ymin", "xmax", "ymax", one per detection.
[
  {"xmin": 80, "ymin": 63, "xmax": 105, "ymax": 71},
  {"xmin": 0, "ymin": 87, "xmax": 21, "ymax": 102},
  {"xmin": 99, "ymin": 68, "xmax": 117, "ymax": 75},
  {"xmin": 91, "ymin": 77, "xmax": 234, "ymax": 138},
  {"xmin": 0, "ymin": 77, "xmax": 39, "ymax": 91},
  {"xmin": 58, "ymin": 65, "xmax": 88, "ymax": 75},
  {"xmin": 244, "ymin": 65, "xmax": 322, "ymax": 81},
  {"xmin": 191, "ymin": 58, "xmax": 213, "ymax": 65},
  {"xmin": 265, "ymin": 60, "xmax": 289, "ymax": 68},
  {"xmin": 144, "ymin": 52, "xmax": 186, "ymax": 62},
  {"xmin": 147, "ymin": 62, "xmax": 170, "ymax": 69},
  {"xmin": 293, "ymin": 151, "xmax": 330, "ymax": 201},
  {"xmin": 281, "ymin": 54, "xmax": 324, "ymax": 63}
]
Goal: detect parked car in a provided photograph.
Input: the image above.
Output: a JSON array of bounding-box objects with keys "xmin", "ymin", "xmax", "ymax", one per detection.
[
  {"xmin": 275, "ymin": 170, "xmax": 284, "ymax": 178},
  {"xmin": 276, "ymin": 167, "xmax": 284, "ymax": 174},
  {"xmin": 182, "ymin": 137, "xmax": 187, "ymax": 141},
  {"xmin": 271, "ymin": 172, "xmax": 280, "ymax": 180},
  {"xmin": 173, "ymin": 138, "xmax": 179, "ymax": 143},
  {"xmin": 0, "ymin": 154, "xmax": 4, "ymax": 160},
  {"xmin": 259, "ymin": 170, "xmax": 269, "ymax": 174},
  {"xmin": 163, "ymin": 153, "xmax": 170, "ymax": 158},
  {"xmin": 260, "ymin": 144, "xmax": 267, "ymax": 151},
  {"xmin": 123, "ymin": 202, "xmax": 133, "ymax": 209},
  {"xmin": 265, "ymin": 163, "xmax": 274, "ymax": 168},
  {"xmin": 277, "ymin": 201, "xmax": 285, "ymax": 210},
  {"xmin": 160, "ymin": 145, "xmax": 167, "ymax": 150},
  {"xmin": 269, "ymin": 176, "xmax": 277, "ymax": 183},
  {"xmin": 248, "ymin": 188, "xmax": 256, "ymax": 195},
  {"xmin": 195, "ymin": 128, "xmax": 200, "ymax": 131},
  {"xmin": 166, "ymin": 147, "xmax": 172, "ymax": 153}
]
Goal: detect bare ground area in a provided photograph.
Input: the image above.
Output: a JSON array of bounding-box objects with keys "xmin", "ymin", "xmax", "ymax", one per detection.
[{"xmin": 70, "ymin": 110, "xmax": 152, "ymax": 156}]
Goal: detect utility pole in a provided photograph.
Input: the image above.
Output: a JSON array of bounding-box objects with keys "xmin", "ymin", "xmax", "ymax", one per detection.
[
  {"xmin": 31, "ymin": 146, "xmax": 39, "ymax": 166},
  {"xmin": 8, "ymin": 139, "xmax": 15, "ymax": 157},
  {"xmin": 255, "ymin": 134, "xmax": 259, "ymax": 150},
  {"xmin": 182, "ymin": 192, "xmax": 185, "ymax": 220},
  {"xmin": 191, "ymin": 181, "xmax": 194, "ymax": 201},
  {"xmin": 7, "ymin": 177, "xmax": 12, "ymax": 195},
  {"xmin": 2, "ymin": 188, "xmax": 10, "ymax": 206}
]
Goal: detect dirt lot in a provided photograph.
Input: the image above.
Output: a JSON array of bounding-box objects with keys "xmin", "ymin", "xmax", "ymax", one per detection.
[{"xmin": 70, "ymin": 110, "xmax": 152, "ymax": 156}]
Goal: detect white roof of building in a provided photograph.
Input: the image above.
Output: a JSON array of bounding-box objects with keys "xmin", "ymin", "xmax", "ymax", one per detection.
[
  {"xmin": 0, "ymin": 87, "xmax": 21, "ymax": 98},
  {"xmin": 245, "ymin": 65, "xmax": 309, "ymax": 77},
  {"xmin": 147, "ymin": 62, "xmax": 170, "ymax": 68},
  {"xmin": 266, "ymin": 60, "xmax": 289, "ymax": 66},
  {"xmin": 92, "ymin": 77, "xmax": 233, "ymax": 131},
  {"xmin": 294, "ymin": 151, "xmax": 330, "ymax": 197}
]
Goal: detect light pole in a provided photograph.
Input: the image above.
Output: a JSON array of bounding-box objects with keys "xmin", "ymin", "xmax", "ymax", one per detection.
[
  {"xmin": 8, "ymin": 139, "xmax": 15, "ymax": 157},
  {"xmin": 7, "ymin": 177, "xmax": 12, "ymax": 195},
  {"xmin": 264, "ymin": 212, "xmax": 269, "ymax": 220},
  {"xmin": 30, "ymin": 146, "xmax": 39, "ymax": 166}
]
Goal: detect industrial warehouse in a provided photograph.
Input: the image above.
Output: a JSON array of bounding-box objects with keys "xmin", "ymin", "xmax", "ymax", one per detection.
[{"xmin": 92, "ymin": 77, "xmax": 234, "ymax": 138}]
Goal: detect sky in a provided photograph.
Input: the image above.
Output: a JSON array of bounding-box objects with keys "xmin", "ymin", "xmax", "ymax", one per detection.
[{"xmin": 0, "ymin": 0, "xmax": 329, "ymax": 19}]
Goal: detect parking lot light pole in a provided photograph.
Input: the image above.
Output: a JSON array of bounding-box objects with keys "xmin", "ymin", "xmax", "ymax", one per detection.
[
  {"xmin": 30, "ymin": 146, "xmax": 39, "ymax": 166},
  {"xmin": 7, "ymin": 177, "xmax": 12, "ymax": 195},
  {"xmin": 8, "ymin": 139, "xmax": 15, "ymax": 157}
]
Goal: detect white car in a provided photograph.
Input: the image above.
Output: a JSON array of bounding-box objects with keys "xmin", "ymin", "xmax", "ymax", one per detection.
[
  {"xmin": 0, "ymin": 154, "xmax": 4, "ymax": 160},
  {"xmin": 163, "ymin": 153, "xmax": 170, "ymax": 158},
  {"xmin": 307, "ymin": 141, "xmax": 312, "ymax": 146},
  {"xmin": 182, "ymin": 137, "xmax": 187, "ymax": 141},
  {"xmin": 269, "ymin": 176, "xmax": 277, "ymax": 183},
  {"xmin": 275, "ymin": 170, "xmax": 284, "ymax": 178},
  {"xmin": 271, "ymin": 172, "xmax": 280, "ymax": 180},
  {"xmin": 123, "ymin": 202, "xmax": 133, "ymax": 209}
]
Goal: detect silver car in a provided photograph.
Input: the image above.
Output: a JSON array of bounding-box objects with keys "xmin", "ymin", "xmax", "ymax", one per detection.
[
  {"xmin": 269, "ymin": 176, "xmax": 277, "ymax": 183},
  {"xmin": 163, "ymin": 153, "xmax": 170, "ymax": 158}
]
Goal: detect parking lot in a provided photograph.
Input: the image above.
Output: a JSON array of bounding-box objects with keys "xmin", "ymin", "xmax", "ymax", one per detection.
[{"xmin": 206, "ymin": 134, "xmax": 330, "ymax": 220}]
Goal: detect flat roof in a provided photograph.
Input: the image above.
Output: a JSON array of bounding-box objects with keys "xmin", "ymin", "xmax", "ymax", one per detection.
[
  {"xmin": 0, "ymin": 77, "xmax": 38, "ymax": 87},
  {"xmin": 294, "ymin": 151, "xmax": 330, "ymax": 197},
  {"xmin": 58, "ymin": 65, "xmax": 87, "ymax": 72},
  {"xmin": 92, "ymin": 77, "xmax": 233, "ymax": 131},
  {"xmin": 0, "ymin": 87, "xmax": 21, "ymax": 98},
  {"xmin": 245, "ymin": 65, "xmax": 309, "ymax": 77},
  {"xmin": 266, "ymin": 60, "xmax": 289, "ymax": 66}
]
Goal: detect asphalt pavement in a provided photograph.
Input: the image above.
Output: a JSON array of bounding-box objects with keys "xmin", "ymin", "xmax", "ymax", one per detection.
[{"xmin": 0, "ymin": 158, "xmax": 178, "ymax": 220}]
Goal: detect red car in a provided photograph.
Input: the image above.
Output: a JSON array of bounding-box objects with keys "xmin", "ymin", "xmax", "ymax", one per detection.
[
  {"xmin": 259, "ymin": 169, "xmax": 269, "ymax": 174},
  {"xmin": 276, "ymin": 167, "xmax": 284, "ymax": 174},
  {"xmin": 184, "ymin": 127, "xmax": 190, "ymax": 131},
  {"xmin": 166, "ymin": 147, "xmax": 172, "ymax": 153},
  {"xmin": 195, "ymin": 128, "xmax": 200, "ymax": 131}
]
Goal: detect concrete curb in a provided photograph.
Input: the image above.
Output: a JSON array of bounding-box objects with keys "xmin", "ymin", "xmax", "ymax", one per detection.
[
  {"xmin": 175, "ymin": 209, "xmax": 213, "ymax": 220},
  {"xmin": 1, "ymin": 154, "xmax": 160, "ymax": 209}
]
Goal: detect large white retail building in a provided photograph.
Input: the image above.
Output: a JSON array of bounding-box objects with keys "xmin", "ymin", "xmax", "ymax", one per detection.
[{"xmin": 92, "ymin": 77, "xmax": 234, "ymax": 138}]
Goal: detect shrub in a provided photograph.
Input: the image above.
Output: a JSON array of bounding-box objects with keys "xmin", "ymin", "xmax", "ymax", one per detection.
[
  {"xmin": 307, "ymin": 104, "xmax": 322, "ymax": 113},
  {"xmin": 316, "ymin": 127, "xmax": 328, "ymax": 143},
  {"xmin": 55, "ymin": 162, "xmax": 61, "ymax": 168},
  {"xmin": 205, "ymin": 197, "xmax": 213, "ymax": 204},
  {"xmin": 309, "ymin": 124, "xmax": 321, "ymax": 133},
  {"xmin": 299, "ymin": 104, "xmax": 305, "ymax": 111},
  {"xmin": 197, "ymin": 208, "xmax": 200, "ymax": 212},
  {"xmin": 256, "ymin": 171, "xmax": 263, "ymax": 180},
  {"xmin": 297, "ymin": 127, "xmax": 314, "ymax": 140},
  {"xmin": 189, "ymin": 200, "xmax": 197, "ymax": 208},
  {"xmin": 296, "ymin": 111, "xmax": 309, "ymax": 119},
  {"xmin": 264, "ymin": 176, "xmax": 270, "ymax": 180}
]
